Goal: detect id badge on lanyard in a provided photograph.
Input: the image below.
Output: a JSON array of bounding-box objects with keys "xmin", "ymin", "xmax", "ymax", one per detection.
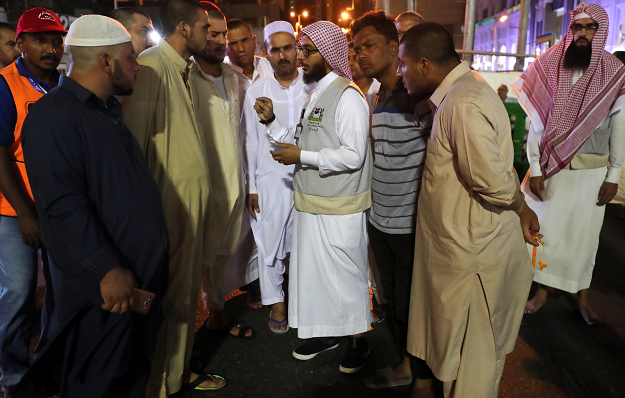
[
  {"xmin": 27, "ymin": 78, "xmax": 48, "ymax": 95},
  {"xmin": 294, "ymin": 107, "xmax": 305, "ymax": 145}
]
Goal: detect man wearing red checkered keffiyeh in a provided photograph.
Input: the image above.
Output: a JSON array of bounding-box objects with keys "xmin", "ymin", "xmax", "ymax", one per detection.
[
  {"xmin": 253, "ymin": 20, "xmax": 374, "ymax": 374},
  {"xmin": 512, "ymin": 3, "xmax": 625, "ymax": 325}
]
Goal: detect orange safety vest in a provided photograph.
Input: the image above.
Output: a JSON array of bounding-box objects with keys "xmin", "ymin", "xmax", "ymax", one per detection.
[{"xmin": 0, "ymin": 62, "xmax": 45, "ymax": 217}]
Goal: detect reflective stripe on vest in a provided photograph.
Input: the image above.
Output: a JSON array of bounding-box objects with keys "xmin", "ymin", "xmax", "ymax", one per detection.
[{"xmin": 0, "ymin": 62, "xmax": 45, "ymax": 216}]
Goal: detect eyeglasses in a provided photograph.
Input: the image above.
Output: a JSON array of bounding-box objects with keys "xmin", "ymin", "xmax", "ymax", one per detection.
[
  {"xmin": 570, "ymin": 23, "xmax": 599, "ymax": 33},
  {"xmin": 295, "ymin": 46, "xmax": 320, "ymax": 57}
]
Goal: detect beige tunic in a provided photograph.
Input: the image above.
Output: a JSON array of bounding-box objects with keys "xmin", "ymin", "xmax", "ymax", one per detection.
[
  {"xmin": 190, "ymin": 61, "xmax": 245, "ymax": 309},
  {"xmin": 406, "ymin": 62, "xmax": 534, "ymax": 392},
  {"xmin": 122, "ymin": 40, "xmax": 211, "ymax": 398}
]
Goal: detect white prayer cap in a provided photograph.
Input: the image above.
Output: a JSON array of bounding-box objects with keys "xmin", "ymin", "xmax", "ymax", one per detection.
[
  {"xmin": 573, "ymin": 12, "xmax": 592, "ymax": 21},
  {"xmin": 65, "ymin": 15, "xmax": 131, "ymax": 47},
  {"xmin": 263, "ymin": 21, "xmax": 294, "ymax": 40}
]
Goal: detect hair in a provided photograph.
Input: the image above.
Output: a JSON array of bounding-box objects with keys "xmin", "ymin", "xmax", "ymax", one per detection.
[
  {"xmin": 159, "ymin": 0, "xmax": 205, "ymax": 37},
  {"xmin": 498, "ymin": 84, "xmax": 508, "ymax": 91},
  {"xmin": 207, "ymin": 8, "xmax": 225, "ymax": 21},
  {"xmin": 348, "ymin": 40, "xmax": 354, "ymax": 49},
  {"xmin": 396, "ymin": 11, "xmax": 425, "ymax": 24},
  {"xmin": 0, "ymin": 22, "xmax": 16, "ymax": 33},
  {"xmin": 350, "ymin": 11, "xmax": 398, "ymax": 43},
  {"xmin": 614, "ymin": 51, "xmax": 625, "ymax": 65},
  {"xmin": 227, "ymin": 19, "xmax": 253, "ymax": 35},
  {"xmin": 400, "ymin": 22, "xmax": 460, "ymax": 66},
  {"xmin": 110, "ymin": 8, "xmax": 151, "ymax": 31},
  {"xmin": 67, "ymin": 44, "xmax": 123, "ymax": 71}
]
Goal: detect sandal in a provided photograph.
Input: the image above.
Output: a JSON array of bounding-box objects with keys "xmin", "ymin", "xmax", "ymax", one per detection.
[
  {"xmin": 181, "ymin": 372, "xmax": 226, "ymax": 391},
  {"xmin": 365, "ymin": 367, "xmax": 413, "ymax": 389},
  {"xmin": 208, "ymin": 320, "xmax": 256, "ymax": 339},
  {"xmin": 246, "ymin": 291, "xmax": 263, "ymax": 309},
  {"xmin": 371, "ymin": 308, "xmax": 387, "ymax": 325},
  {"xmin": 268, "ymin": 310, "xmax": 289, "ymax": 334}
]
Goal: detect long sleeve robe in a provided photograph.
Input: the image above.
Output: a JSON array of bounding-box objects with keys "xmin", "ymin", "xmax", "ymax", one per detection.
[
  {"xmin": 122, "ymin": 39, "xmax": 211, "ymax": 398},
  {"xmin": 406, "ymin": 62, "xmax": 534, "ymax": 396}
]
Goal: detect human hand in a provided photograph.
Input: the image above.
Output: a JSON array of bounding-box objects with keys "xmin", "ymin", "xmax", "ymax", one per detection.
[
  {"xmin": 270, "ymin": 143, "xmax": 301, "ymax": 165},
  {"xmin": 100, "ymin": 265, "xmax": 136, "ymax": 314},
  {"xmin": 247, "ymin": 194, "xmax": 260, "ymax": 219},
  {"xmin": 254, "ymin": 97, "xmax": 274, "ymax": 122},
  {"xmin": 529, "ymin": 176, "xmax": 545, "ymax": 201},
  {"xmin": 17, "ymin": 210, "xmax": 43, "ymax": 247},
  {"xmin": 516, "ymin": 202, "xmax": 542, "ymax": 246},
  {"xmin": 597, "ymin": 181, "xmax": 618, "ymax": 206}
]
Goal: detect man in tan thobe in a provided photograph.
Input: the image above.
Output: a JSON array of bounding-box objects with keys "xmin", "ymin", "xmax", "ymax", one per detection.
[
  {"xmin": 123, "ymin": 0, "xmax": 224, "ymax": 395},
  {"xmin": 397, "ymin": 24, "xmax": 540, "ymax": 398},
  {"xmin": 191, "ymin": 2, "xmax": 252, "ymax": 338}
]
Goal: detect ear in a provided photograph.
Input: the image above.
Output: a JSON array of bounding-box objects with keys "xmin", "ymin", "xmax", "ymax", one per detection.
[
  {"xmin": 390, "ymin": 40, "xmax": 399, "ymax": 57},
  {"xmin": 419, "ymin": 58, "xmax": 430, "ymax": 77},
  {"xmin": 178, "ymin": 20, "xmax": 190, "ymax": 39},
  {"xmin": 100, "ymin": 52, "xmax": 114, "ymax": 74},
  {"xmin": 16, "ymin": 36, "xmax": 24, "ymax": 53},
  {"xmin": 253, "ymin": 35, "xmax": 258, "ymax": 47}
]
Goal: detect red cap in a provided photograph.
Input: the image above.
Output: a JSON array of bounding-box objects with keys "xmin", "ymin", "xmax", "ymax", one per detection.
[
  {"xmin": 200, "ymin": 1, "xmax": 222, "ymax": 13},
  {"xmin": 17, "ymin": 7, "xmax": 67, "ymax": 37}
]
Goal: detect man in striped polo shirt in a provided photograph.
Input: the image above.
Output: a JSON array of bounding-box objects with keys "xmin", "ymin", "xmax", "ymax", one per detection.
[{"xmin": 352, "ymin": 11, "xmax": 432, "ymax": 389}]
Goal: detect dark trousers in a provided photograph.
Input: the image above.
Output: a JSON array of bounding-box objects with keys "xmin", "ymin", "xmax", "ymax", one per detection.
[{"xmin": 367, "ymin": 222, "xmax": 415, "ymax": 366}]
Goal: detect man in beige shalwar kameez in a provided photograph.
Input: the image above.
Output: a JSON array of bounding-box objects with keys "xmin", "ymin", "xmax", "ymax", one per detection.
[
  {"xmin": 397, "ymin": 24, "xmax": 540, "ymax": 398},
  {"xmin": 122, "ymin": 0, "xmax": 225, "ymax": 395}
]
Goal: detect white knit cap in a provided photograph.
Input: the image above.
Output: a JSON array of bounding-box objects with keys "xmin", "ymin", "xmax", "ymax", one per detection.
[
  {"xmin": 263, "ymin": 21, "xmax": 294, "ymax": 40},
  {"xmin": 65, "ymin": 15, "xmax": 131, "ymax": 47},
  {"xmin": 573, "ymin": 12, "xmax": 591, "ymax": 21}
]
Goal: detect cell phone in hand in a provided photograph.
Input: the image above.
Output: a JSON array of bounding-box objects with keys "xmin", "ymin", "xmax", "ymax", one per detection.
[{"xmin": 132, "ymin": 288, "xmax": 155, "ymax": 314}]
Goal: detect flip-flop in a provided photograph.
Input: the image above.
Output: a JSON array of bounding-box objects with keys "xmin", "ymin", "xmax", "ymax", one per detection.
[
  {"xmin": 268, "ymin": 310, "xmax": 289, "ymax": 334},
  {"xmin": 182, "ymin": 372, "xmax": 226, "ymax": 391},
  {"xmin": 365, "ymin": 367, "xmax": 413, "ymax": 389},
  {"xmin": 208, "ymin": 320, "xmax": 256, "ymax": 339}
]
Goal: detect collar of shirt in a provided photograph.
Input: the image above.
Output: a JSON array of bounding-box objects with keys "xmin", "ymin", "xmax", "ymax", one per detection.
[
  {"xmin": 59, "ymin": 75, "xmax": 122, "ymax": 116},
  {"xmin": 158, "ymin": 39, "xmax": 193, "ymax": 73},
  {"xmin": 270, "ymin": 68, "xmax": 304, "ymax": 90},
  {"xmin": 16, "ymin": 57, "xmax": 60, "ymax": 92},
  {"xmin": 226, "ymin": 55, "xmax": 261, "ymax": 80},
  {"xmin": 315, "ymin": 70, "xmax": 339, "ymax": 92},
  {"xmin": 376, "ymin": 77, "xmax": 407, "ymax": 108},
  {"xmin": 192, "ymin": 60, "xmax": 234, "ymax": 80},
  {"xmin": 429, "ymin": 61, "xmax": 471, "ymax": 112}
]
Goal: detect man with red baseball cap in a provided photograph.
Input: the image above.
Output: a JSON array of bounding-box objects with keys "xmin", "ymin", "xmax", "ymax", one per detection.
[{"xmin": 0, "ymin": 7, "xmax": 64, "ymax": 394}]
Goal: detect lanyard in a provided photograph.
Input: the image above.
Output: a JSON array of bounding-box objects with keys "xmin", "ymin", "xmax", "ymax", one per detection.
[{"xmin": 26, "ymin": 77, "xmax": 48, "ymax": 95}]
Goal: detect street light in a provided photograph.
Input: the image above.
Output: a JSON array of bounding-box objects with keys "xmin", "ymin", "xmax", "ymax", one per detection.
[
  {"xmin": 341, "ymin": 12, "xmax": 350, "ymax": 20},
  {"xmin": 291, "ymin": 11, "xmax": 309, "ymax": 31},
  {"xmin": 303, "ymin": 11, "xmax": 308, "ymax": 17},
  {"xmin": 492, "ymin": 14, "xmax": 508, "ymax": 71}
]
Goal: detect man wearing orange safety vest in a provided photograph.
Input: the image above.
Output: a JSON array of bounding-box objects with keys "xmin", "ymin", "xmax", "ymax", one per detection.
[{"xmin": 0, "ymin": 7, "xmax": 65, "ymax": 394}]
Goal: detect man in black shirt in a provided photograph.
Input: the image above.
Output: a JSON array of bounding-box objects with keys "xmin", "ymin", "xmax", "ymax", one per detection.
[{"xmin": 10, "ymin": 15, "xmax": 169, "ymax": 398}]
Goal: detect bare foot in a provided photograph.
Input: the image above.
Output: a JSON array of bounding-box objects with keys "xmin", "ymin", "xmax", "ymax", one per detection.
[
  {"xmin": 269, "ymin": 302, "xmax": 288, "ymax": 332},
  {"xmin": 525, "ymin": 286, "xmax": 548, "ymax": 314},
  {"xmin": 576, "ymin": 289, "xmax": 602, "ymax": 325},
  {"xmin": 409, "ymin": 378, "xmax": 435, "ymax": 398},
  {"xmin": 246, "ymin": 289, "xmax": 263, "ymax": 309},
  {"xmin": 183, "ymin": 370, "xmax": 226, "ymax": 390}
]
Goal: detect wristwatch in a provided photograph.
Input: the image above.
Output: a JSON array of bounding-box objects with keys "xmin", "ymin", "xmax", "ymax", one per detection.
[{"xmin": 259, "ymin": 114, "xmax": 276, "ymax": 125}]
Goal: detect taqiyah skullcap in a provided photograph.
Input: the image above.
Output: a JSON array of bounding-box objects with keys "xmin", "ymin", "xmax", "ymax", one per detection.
[
  {"xmin": 65, "ymin": 15, "xmax": 131, "ymax": 47},
  {"xmin": 264, "ymin": 21, "xmax": 294, "ymax": 40}
]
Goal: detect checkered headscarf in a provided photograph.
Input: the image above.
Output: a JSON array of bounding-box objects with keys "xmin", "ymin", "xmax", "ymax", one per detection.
[
  {"xmin": 511, "ymin": 3, "xmax": 625, "ymax": 179},
  {"xmin": 300, "ymin": 21, "xmax": 352, "ymax": 80}
]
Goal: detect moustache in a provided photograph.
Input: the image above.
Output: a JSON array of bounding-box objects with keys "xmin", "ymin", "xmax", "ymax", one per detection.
[
  {"xmin": 278, "ymin": 60, "xmax": 291, "ymax": 65},
  {"xmin": 40, "ymin": 55, "xmax": 58, "ymax": 61}
]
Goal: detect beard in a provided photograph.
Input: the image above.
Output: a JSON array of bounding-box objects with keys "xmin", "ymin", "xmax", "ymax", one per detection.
[
  {"xmin": 563, "ymin": 38, "xmax": 592, "ymax": 68},
  {"xmin": 195, "ymin": 45, "xmax": 226, "ymax": 64},
  {"xmin": 187, "ymin": 31, "xmax": 208, "ymax": 58},
  {"xmin": 303, "ymin": 59, "xmax": 328, "ymax": 84},
  {"xmin": 111, "ymin": 60, "xmax": 133, "ymax": 96}
]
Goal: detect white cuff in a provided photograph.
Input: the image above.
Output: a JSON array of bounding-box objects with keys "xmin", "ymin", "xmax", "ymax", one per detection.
[
  {"xmin": 605, "ymin": 166, "xmax": 622, "ymax": 184},
  {"xmin": 529, "ymin": 161, "xmax": 543, "ymax": 177},
  {"xmin": 265, "ymin": 118, "xmax": 285, "ymax": 141},
  {"xmin": 300, "ymin": 150, "xmax": 319, "ymax": 167}
]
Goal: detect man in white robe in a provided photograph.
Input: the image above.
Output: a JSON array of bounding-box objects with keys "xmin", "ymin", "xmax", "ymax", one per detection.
[
  {"xmin": 254, "ymin": 21, "xmax": 372, "ymax": 374},
  {"xmin": 242, "ymin": 21, "xmax": 310, "ymax": 333},
  {"xmin": 512, "ymin": 4, "xmax": 625, "ymax": 325}
]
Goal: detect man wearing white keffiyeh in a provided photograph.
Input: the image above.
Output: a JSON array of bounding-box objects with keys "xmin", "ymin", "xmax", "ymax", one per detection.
[
  {"xmin": 253, "ymin": 20, "xmax": 373, "ymax": 374},
  {"xmin": 512, "ymin": 3, "xmax": 625, "ymax": 325}
]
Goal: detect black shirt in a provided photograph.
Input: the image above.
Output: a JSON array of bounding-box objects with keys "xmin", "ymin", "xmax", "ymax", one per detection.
[{"xmin": 21, "ymin": 76, "xmax": 168, "ymax": 289}]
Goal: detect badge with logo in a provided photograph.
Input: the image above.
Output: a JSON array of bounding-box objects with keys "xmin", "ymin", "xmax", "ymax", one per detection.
[{"xmin": 308, "ymin": 107, "xmax": 324, "ymax": 122}]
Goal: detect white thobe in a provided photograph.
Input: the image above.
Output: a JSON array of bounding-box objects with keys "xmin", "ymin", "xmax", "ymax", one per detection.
[
  {"xmin": 522, "ymin": 68, "xmax": 625, "ymax": 292},
  {"xmin": 242, "ymin": 69, "xmax": 311, "ymax": 305},
  {"xmin": 226, "ymin": 55, "xmax": 273, "ymax": 111},
  {"xmin": 267, "ymin": 71, "xmax": 372, "ymax": 338}
]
